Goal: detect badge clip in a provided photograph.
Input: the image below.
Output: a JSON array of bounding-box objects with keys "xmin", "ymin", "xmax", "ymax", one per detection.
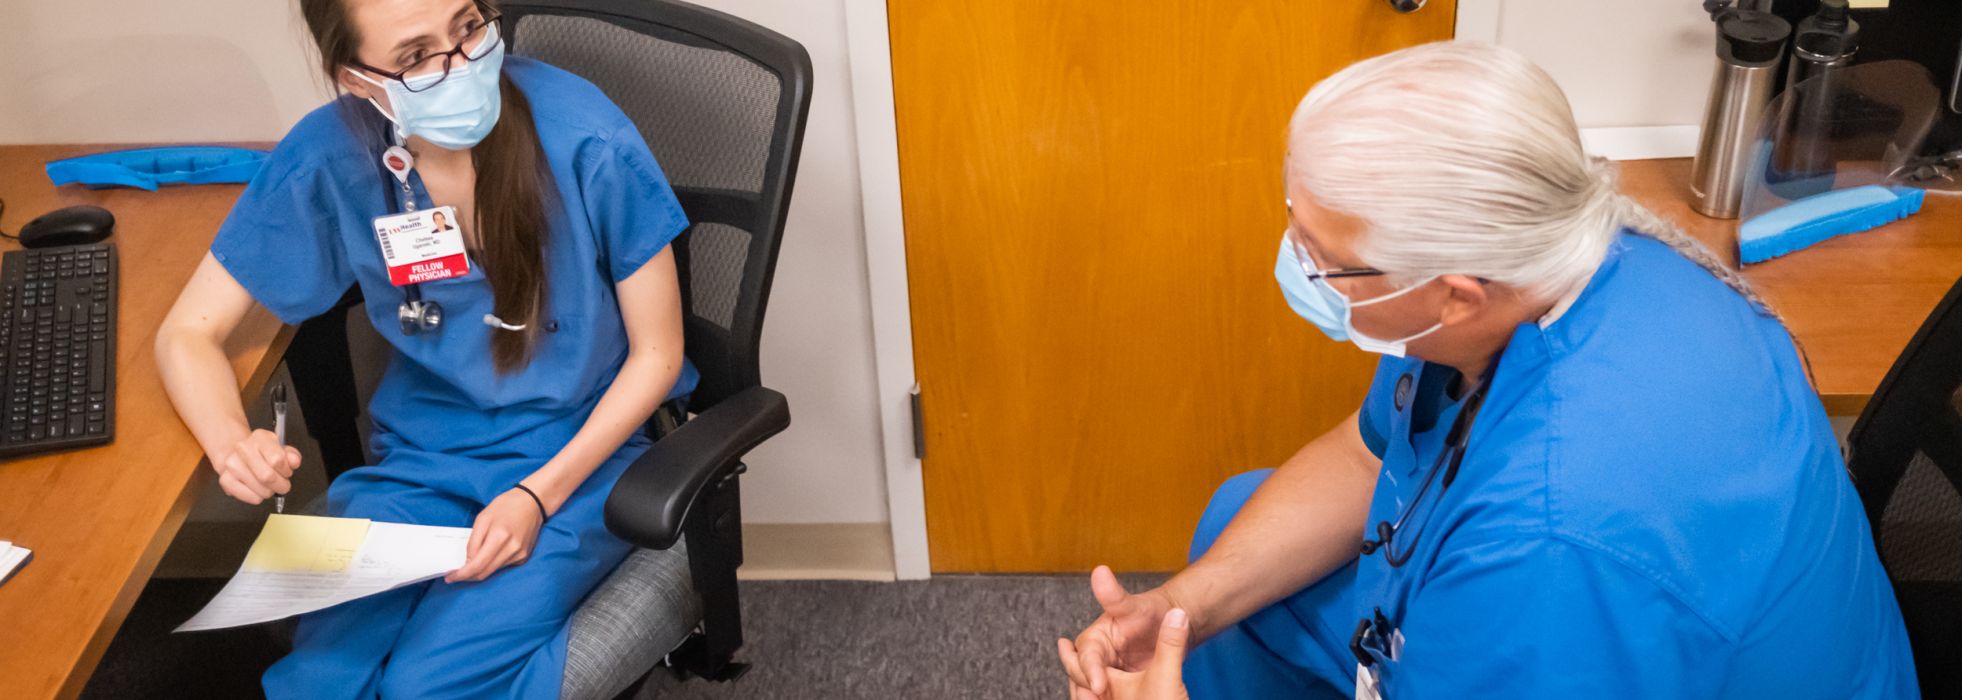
[{"xmin": 382, "ymin": 146, "xmax": 415, "ymax": 185}]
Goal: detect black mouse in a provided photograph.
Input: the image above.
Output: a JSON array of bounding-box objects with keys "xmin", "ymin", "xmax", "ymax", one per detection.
[{"xmin": 18, "ymin": 205, "xmax": 115, "ymax": 248}]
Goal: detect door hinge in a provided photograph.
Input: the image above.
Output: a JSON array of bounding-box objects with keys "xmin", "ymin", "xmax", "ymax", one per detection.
[{"xmin": 910, "ymin": 383, "xmax": 926, "ymax": 460}]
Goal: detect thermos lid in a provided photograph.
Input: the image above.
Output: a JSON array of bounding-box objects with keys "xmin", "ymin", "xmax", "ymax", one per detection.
[
  {"xmin": 1793, "ymin": 0, "xmax": 1859, "ymax": 60},
  {"xmin": 1718, "ymin": 11, "xmax": 1791, "ymax": 64}
]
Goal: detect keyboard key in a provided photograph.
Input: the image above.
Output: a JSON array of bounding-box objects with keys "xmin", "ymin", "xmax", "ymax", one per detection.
[
  {"xmin": 89, "ymin": 342, "xmax": 106, "ymax": 392},
  {"xmin": 48, "ymin": 422, "xmax": 64, "ymax": 438},
  {"xmin": 86, "ymin": 421, "xmax": 104, "ymax": 435}
]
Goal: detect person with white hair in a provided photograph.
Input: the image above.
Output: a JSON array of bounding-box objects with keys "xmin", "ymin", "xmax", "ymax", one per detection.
[{"xmin": 1058, "ymin": 41, "xmax": 1917, "ymax": 700}]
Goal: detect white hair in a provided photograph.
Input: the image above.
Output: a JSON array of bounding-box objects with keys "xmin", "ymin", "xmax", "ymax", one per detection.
[{"xmin": 1286, "ymin": 41, "xmax": 1776, "ymax": 318}]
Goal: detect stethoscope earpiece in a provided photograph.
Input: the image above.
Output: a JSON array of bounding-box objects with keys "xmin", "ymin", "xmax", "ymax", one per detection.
[{"xmin": 482, "ymin": 313, "xmax": 527, "ymax": 331}]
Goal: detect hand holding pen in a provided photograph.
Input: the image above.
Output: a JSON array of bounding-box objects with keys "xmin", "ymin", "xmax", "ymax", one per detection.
[{"xmin": 210, "ymin": 385, "xmax": 299, "ymax": 507}]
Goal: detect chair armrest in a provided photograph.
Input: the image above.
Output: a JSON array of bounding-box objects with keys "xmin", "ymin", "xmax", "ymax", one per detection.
[{"xmin": 603, "ymin": 387, "xmax": 790, "ymax": 550}]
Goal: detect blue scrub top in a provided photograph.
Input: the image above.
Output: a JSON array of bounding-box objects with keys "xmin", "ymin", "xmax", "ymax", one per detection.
[
  {"xmin": 1350, "ymin": 232, "xmax": 1916, "ymax": 697},
  {"xmin": 211, "ymin": 56, "xmax": 699, "ymax": 475}
]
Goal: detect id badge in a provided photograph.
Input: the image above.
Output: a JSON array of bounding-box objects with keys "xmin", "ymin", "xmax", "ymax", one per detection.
[{"xmin": 373, "ymin": 205, "xmax": 469, "ymax": 286}]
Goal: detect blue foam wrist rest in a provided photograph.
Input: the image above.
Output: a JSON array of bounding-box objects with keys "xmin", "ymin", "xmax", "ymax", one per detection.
[
  {"xmin": 1737, "ymin": 185, "xmax": 1925, "ymax": 265},
  {"xmin": 45, "ymin": 146, "xmax": 270, "ymax": 191}
]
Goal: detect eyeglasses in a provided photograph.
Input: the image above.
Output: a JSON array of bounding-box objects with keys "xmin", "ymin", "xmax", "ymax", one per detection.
[
  {"xmin": 1284, "ymin": 228, "xmax": 1385, "ymax": 284},
  {"xmin": 1284, "ymin": 199, "xmax": 1384, "ymax": 283},
  {"xmin": 348, "ymin": 2, "xmax": 504, "ymax": 93}
]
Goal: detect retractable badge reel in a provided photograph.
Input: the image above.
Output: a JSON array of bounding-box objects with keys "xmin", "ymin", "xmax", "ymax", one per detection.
[{"xmin": 374, "ymin": 146, "xmax": 455, "ymax": 336}]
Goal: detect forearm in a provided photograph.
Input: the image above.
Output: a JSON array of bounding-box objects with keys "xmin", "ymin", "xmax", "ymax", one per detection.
[
  {"xmin": 520, "ymin": 350, "xmax": 681, "ymax": 513},
  {"xmin": 155, "ymin": 328, "xmax": 253, "ymax": 465},
  {"xmin": 1161, "ymin": 411, "xmax": 1380, "ymax": 640}
]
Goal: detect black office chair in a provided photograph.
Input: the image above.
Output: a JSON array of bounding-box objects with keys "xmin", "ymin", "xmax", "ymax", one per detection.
[
  {"xmin": 282, "ymin": 1, "xmax": 811, "ymax": 697},
  {"xmin": 1846, "ymin": 274, "xmax": 1962, "ymax": 698}
]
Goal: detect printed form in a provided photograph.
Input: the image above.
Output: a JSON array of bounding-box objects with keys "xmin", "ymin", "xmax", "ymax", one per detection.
[{"xmin": 177, "ymin": 514, "xmax": 470, "ymax": 632}]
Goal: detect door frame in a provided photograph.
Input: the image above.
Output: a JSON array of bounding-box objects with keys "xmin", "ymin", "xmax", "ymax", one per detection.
[
  {"xmin": 845, "ymin": 0, "xmax": 930, "ymax": 580},
  {"xmin": 850, "ymin": 0, "xmax": 1503, "ymax": 581}
]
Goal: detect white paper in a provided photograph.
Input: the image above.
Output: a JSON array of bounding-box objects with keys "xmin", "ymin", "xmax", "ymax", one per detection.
[
  {"xmin": 0, "ymin": 540, "xmax": 29, "ymax": 585},
  {"xmin": 176, "ymin": 515, "xmax": 470, "ymax": 632}
]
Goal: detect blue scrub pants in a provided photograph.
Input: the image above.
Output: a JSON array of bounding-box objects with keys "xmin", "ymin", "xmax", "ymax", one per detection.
[
  {"xmin": 1183, "ymin": 470, "xmax": 1360, "ymax": 700},
  {"xmin": 261, "ymin": 455, "xmax": 636, "ymax": 699}
]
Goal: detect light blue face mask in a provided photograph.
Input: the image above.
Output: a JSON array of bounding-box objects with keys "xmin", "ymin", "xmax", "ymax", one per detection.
[
  {"xmin": 1274, "ymin": 235, "xmax": 1441, "ymax": 358},
  {"xmin": 347, "ymin": 23, "xmax": 506, "ymax": 150}
]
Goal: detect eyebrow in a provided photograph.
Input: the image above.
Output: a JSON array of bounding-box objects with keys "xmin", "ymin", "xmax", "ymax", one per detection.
[{"xmin": 387, "ymin": 4, "xmax": 477, "ymax": 54}]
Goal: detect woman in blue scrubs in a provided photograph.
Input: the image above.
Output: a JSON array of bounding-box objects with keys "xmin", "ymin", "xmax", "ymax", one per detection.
[
  {"xmin": 154, "ymin": 0, "xmax": 696, "ymax": 696},
  {"xmin": 1060, "ymin": 42, "xmax": 1918, "ymax": 699}
]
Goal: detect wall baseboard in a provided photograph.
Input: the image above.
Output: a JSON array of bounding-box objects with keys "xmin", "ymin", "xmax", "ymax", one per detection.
[
  {"xmin": 740, "ymin": 523, "xmax": 897, "ymax": 581},
  {"xmin": 1580, "ymin": 125, "xmax": 1700, "ymax": 161}
]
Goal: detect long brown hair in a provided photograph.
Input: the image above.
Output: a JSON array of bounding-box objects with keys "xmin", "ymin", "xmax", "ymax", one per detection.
[{"xmin": 302, "ymin": 0, "xmax": 551, "ymax": 373}]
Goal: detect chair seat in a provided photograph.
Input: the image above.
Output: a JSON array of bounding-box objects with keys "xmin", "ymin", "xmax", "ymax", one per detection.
[{"xmin": 562, "ymin": 541, "xmax": 702, "ymax": 700}]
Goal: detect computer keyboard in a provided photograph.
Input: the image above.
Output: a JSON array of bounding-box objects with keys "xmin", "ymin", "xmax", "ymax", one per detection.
[{"xmin": 0, "ymin": 243, "xmax": 115, "ymax": 458}]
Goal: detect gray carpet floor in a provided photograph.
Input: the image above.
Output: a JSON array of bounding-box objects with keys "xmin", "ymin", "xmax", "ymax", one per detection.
[{"xmin": 83, "ymin": 573, "xmax": 1169, "ymax": 699}]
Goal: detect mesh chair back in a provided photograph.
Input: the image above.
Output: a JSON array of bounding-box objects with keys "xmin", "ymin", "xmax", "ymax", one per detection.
[
  {"xmin": 504, "ymin": 0, "xmax": 812, "ymax": 410},
  {"xmin": 1847, "ymin": 275, "xmax": 1962, "ymax": 697}
]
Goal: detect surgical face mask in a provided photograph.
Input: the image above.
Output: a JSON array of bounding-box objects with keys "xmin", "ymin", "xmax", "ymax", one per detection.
[
  {"xmin": 346, "ymin": 23, "xmax": 506, "ymax": 150},
  {"xmin": 1274, "ymin": 235, "xmax": 1442, "ymax": 358}
]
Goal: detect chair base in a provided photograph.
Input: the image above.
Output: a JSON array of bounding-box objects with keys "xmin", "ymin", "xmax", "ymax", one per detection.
[
  {"xmin": 613, "ymin": 634, "xmax": 750, "ymax": 700},
  {"xmin": 665, "ymin": 633, "xmax": 751, "ymax": 682}
]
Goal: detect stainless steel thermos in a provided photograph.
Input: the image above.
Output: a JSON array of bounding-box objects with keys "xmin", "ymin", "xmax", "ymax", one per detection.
[{"xmin": 1691, "ymin": 6, "xmax": 1792, "ymax": 219}]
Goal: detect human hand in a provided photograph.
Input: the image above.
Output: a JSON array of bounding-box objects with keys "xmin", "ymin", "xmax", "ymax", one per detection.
[
  {"xmin": 1105, "ymin": 609, "xmax": 1191, "ymax": 700},
  {"xmin": 213, "ymin": 428, "xmax": 299, "ymax": 505},
  {"xmin": 1058, "ymin": 566, "xmax": 1180, "ymax": 699},
  {"xmin": 446, "ymin": 489, "xmax": 544, "ymax": 583}
]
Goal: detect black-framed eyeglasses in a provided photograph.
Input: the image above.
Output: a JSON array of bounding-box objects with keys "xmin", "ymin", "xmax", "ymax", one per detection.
[
  {"xmin": 1284, "ymin": 199, "xmax": 1384, "ymax": 283},
  {"xmin": 1284, "ymin": 229, "xmax": 1385, "ymax": 283},
  {"xmin": 348, "ymin": 2, "xmax": 504, "ymax": 93}
]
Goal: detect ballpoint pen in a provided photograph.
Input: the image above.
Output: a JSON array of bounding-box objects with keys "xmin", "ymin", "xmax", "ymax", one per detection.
[{"xmin": 272, "ymin": 383, "xmax": 288, "ymax": 514}]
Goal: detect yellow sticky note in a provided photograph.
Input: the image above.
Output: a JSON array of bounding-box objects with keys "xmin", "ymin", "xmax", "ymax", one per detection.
[
  {"xmin": 1848, "ymin": 0, "xmax": 1888, "ymax": 8},
  {"xmin": 242, "ymin": 514, "xmax": 372, "ymax": 573}
]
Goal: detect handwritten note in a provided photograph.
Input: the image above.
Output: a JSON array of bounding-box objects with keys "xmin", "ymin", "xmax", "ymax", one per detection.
[{"xmin": 176, "ymin": 514, "xmax": 470, "ymax": 632}]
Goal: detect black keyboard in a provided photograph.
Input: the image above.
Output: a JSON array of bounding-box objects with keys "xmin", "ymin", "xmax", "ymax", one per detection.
[{"xmin": 1, "ymin": 243, "xmax": 115, "ymax": 458}]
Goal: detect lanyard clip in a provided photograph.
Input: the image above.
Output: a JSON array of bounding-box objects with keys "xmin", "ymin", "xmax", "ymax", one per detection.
[
  {"xmin": 383, "ymin": 145, "xmax": 417, "ymax": 213},
  {"xmin": 383, "ymin": 146, "xmax": 414, "ymax": 185}
]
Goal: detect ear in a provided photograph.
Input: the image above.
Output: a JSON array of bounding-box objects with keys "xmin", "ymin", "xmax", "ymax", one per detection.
[
  {"xmin": 337, "ymin": 66, "xmax": 380, "ymax": 101},
  {"xmin": 1437, "ymin": 274, "xmax": 1490, "ymax": 327}
]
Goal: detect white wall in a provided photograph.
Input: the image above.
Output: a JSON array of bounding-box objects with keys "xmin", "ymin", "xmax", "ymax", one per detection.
[
  {"xmin": 0, "ymin": 0, "xmax": 891, "ymax": 525},
  {"xmin": 691, "ymin": 0, "xmax": 890, "ymax": 525},
  {"xmin": 1493, "ymin": 0, "xmax": 1711, "ymax": 129},
  {"xmin": 1462, "ymin": 0, "xmax": 1713, "ymax": 158}
]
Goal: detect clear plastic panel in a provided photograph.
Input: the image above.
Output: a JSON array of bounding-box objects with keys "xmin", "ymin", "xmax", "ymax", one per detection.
[{"xmin": 1738, "ymin": 60, "xmax": 1941, "ymax": 222}]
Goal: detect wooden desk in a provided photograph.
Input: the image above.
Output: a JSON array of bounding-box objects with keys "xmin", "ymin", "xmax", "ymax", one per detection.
[
  {"xmin": 0, "ymin": 144, "xmax": 286, "ymax": 700},
  {"xmin": 1621, "ymin": 158, "xmax": 1962, "ymax": 416}
]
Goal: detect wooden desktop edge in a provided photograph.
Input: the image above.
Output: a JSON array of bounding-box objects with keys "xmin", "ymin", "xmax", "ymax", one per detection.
[{"xmin": 58, "ymin": 326, "xmax": 296, "ymax": 700}]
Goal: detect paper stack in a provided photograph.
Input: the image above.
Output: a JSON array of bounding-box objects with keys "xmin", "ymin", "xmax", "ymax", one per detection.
[
  {"xmin": 0, "ymin": 540, "xmax": 31, "ymax": 586},
  {"xmin": 177, "ymin": 514, "xmax": 469, "ymax": 632}
]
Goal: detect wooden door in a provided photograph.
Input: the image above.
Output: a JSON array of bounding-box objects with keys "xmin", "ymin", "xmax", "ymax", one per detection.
[{"xmin": 892, "ymin": 1, "xmax": 1457, "ymax": 572}]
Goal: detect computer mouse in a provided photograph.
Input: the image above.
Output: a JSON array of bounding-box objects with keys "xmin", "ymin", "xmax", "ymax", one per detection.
[{"xmin": 18, "ymin": 205, "xmax": 114, "ymax": 249}]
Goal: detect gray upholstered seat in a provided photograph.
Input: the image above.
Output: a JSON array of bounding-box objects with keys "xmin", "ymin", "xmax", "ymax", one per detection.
[{"xmin": 561, "ymin": 544, "xmax": 702, "ymax": 700}]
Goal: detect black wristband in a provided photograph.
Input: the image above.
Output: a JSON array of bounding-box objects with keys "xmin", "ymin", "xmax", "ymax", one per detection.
[{"xmin": 513, "ymin": 483, "xmax": 549, "ymax": 522}]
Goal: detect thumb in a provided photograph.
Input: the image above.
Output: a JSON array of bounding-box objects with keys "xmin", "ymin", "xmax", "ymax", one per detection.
[
  {"xmin": 1089, "ymin": 565, "xmax": 1131, "ymax": 612},
  {"xmin": 1150, "ymin": 608, "xmax": 1191, "ymax": 676}
]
